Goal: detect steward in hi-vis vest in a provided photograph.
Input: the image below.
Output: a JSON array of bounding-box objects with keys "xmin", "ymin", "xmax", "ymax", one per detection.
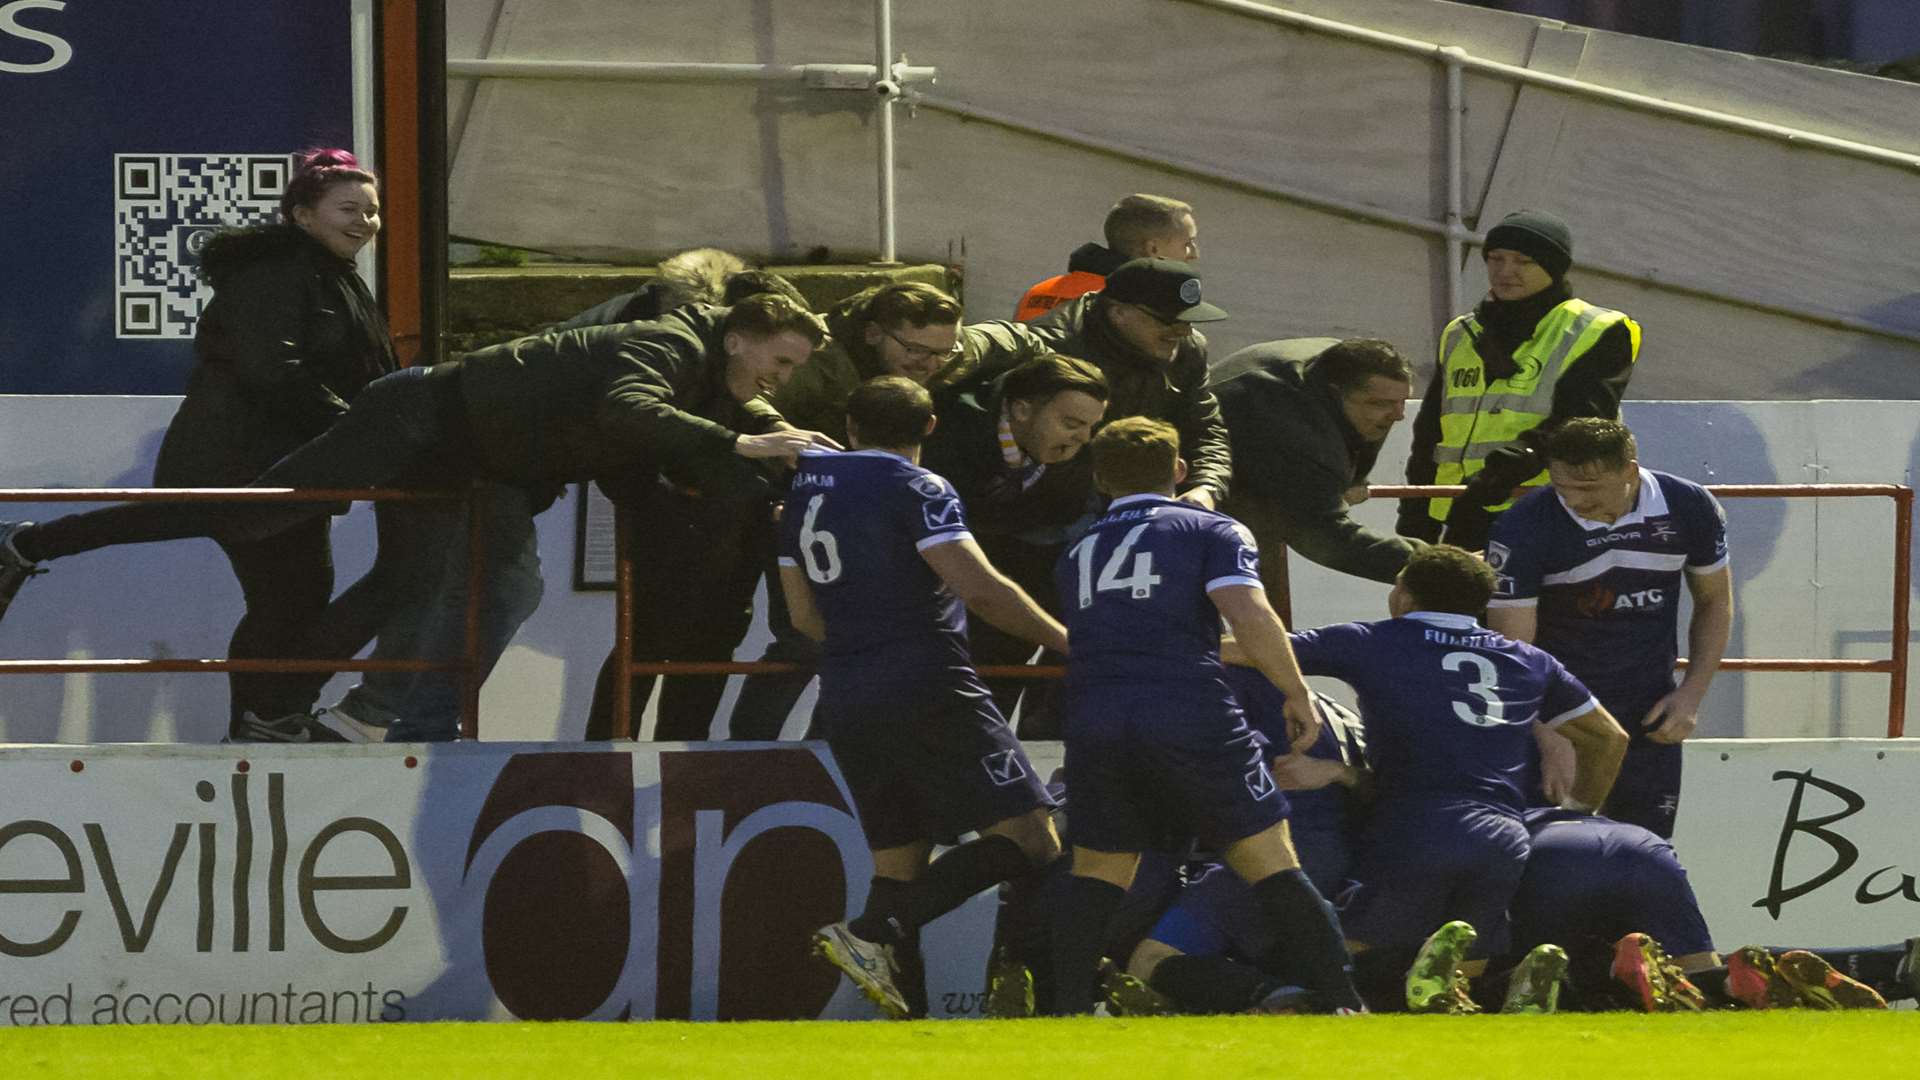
[{"xmin": 1397, "ymin": 210, "xmax": 1641, "ymax": 552}]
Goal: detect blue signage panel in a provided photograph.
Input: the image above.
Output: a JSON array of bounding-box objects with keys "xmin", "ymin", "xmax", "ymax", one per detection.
[{"xmin": 1, "ymin": 2, "xmax": 356, "ymax": 394}]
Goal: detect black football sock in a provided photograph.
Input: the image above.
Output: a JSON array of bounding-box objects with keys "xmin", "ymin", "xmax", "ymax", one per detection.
[
  {"xmin": 853, "ymin": 877, "xmax": 927, "ymax": 1016},
  {"xmin": 1688, "ymin": 965, "xmax": 1731, "ymax": 1005},
  {"xmin": 894, "ymin": 930, "xmax": 928, "ymax": 1018},
  {"xmin": 1049, "ymin": 875, "xmax": 1127, "ymax": 1015},
  {"xmin": 993, "ymin": 853, "xmax": 1063, "ymax": 1012},
  {"xmin": 1473, "ymin": 963, "xmax": 1515, "ymax": 1011},
  {"xmin": 1148, "ymin": 954, "xmax": 1281, "ymax": 1014},
  {"xmin": 1349, "ymin": 944, "xmax": 1421, "ymax": 1012},
  {"xmin": 849, "ymin": 834, "xmax": 1032, "ymax": 945},
  {"xmin": 1250, "ymin": 868, "xmax": 1365, "ymax": 1012}
]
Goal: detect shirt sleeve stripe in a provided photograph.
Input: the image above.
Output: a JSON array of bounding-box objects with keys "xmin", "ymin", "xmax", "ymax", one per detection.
[
  {"xmin": 777, "ymin": 556, "xmax": 799, "ymax": 567},
  {"xmin": 1685, "ymin": 555, "xmax": 1730, "ymax": 575},
  {"xmin": 1486, "ymin": 597, "xmax": 1538, "ymax": 609},
  {"xmin": 916, "ymin": 530, "xmax": 974, "ymax": 552},
  {"xmin": 1206, "ymin": 575, "xmax": 1264, "ymax": 593},
  {"xmin": 1542, "ymin": 697, "xmax": 1600, "ymax": 729}
]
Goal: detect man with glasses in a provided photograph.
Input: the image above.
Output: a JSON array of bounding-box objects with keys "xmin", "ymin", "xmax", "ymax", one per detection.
[{"xmin": 731, "ymin": 282, "xmax": 1059, "ymax": 739}]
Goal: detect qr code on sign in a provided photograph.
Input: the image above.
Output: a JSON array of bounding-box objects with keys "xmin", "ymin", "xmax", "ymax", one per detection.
[{"xmin": 115, "ymin": 154, "xmax": 291, "ymax": 339}]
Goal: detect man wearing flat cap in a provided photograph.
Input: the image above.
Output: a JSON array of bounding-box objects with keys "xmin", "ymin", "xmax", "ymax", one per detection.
[
  {"xmin": 1027, "ymin": 257, "xmax": 1233, "ymax": 510},
  {"xmin": 952, "ymin": 258, "xmax": 1233, "ymax": 739},
  {"xmin": 1397, "ymin": 209, "xmax": 1642, "ymax": 551}
]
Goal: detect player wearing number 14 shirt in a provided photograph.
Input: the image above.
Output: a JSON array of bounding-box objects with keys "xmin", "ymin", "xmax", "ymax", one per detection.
[
  {"xmin": 779, "ymin": 377, "xmax": 1066, "ymax": 1020},
  {"xmin": 1046, "ymin": 417, "xmax": 1364, "ymax": 1015},
  {"xmin": 1285, "ymin": 545, "xmax": 1628, "ymax": 997}
]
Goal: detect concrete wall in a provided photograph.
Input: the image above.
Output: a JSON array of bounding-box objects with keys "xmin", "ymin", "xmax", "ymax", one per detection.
[
  {"xmin": 445, "ymin": 0, "xmax": 1920, "ymax": 400},
  {"xmin": 0, "ymin": 395, "xmax": 1914, "ymax": 744}
]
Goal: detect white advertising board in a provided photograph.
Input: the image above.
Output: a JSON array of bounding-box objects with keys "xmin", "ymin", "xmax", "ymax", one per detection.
[
  {"xmin": 1675, "ymin": 738, "xmax": 1920, "ymax": 951},
  {"xmin": 0, "ymin": 737, "xmax": 1910, "ymax": 1026},
  {"xmin": 0, "ymin": 741, "xmax": 997, "ymax": 1026}
]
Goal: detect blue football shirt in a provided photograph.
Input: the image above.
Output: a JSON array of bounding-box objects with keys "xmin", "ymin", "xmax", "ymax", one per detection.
[
  {"xmin": 777, "ymin": 449, "xmax": 976, "ymax": 686},
  {"xmin": 1222, "ymin": 667, "xmax": 1366, "ymax": 826},
  {"xmin": 1054, "ymin": 493, "xmax": 1264, "ymax": 689},
  {"xmin": 1487, "ymin": 468, "xmax": 1728, "ymax": 716},
  {"xmin": 1288, "ymin": 612, "xmax": 1597, "ymax": 813}
]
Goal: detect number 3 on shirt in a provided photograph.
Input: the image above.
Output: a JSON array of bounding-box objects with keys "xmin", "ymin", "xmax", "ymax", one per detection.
[
  {"xmin": 1067, "ymin": 524, "xmax": 1162, "ymax": 608},
  {"xmin": 1442, "ymin": 650, "xmax": 1506, "ymax": 727},
  {"xmin": 798, "ymin": 494, "xmax": 842, "ymax": 584}
]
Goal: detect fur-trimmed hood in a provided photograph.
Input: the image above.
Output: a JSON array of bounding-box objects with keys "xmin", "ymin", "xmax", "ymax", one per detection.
[{"xmin": 196, "ymin": 224, "xmax": 348, "ymax": 289}]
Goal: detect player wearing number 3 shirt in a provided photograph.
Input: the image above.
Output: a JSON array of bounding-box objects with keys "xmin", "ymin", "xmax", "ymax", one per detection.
[
  {"xmin": 779, "ymin": 377, "xmax": 1066, "ymax": 1020},
  {"xmin": 1286, "ymin": 546, "xmax": 1628, "ymax": 978}
]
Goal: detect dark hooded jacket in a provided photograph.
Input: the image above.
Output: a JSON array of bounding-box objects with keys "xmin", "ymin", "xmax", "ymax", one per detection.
[
  {"xmin": 155, "ymin": 225, "xmax": 394, "ymax": 486},
  {"xmin": 452, "ymin": 303, "xmax": 786, "ymax": 494},
  {"xmin": 1026, "ymin": 292, "xmax": 1232, "ymax": 502},
  {"xmin": 1214, "ymin": 340, "xmax": 1418, "ymax": 584}
]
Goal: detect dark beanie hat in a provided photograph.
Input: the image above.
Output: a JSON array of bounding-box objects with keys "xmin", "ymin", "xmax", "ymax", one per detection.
[{"xmin": 1484, "ymin": 209, "xmax": 1573, "ymax": 280}]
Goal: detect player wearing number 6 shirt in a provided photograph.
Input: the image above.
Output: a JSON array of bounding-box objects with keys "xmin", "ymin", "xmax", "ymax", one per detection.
[
  {"xmin": 1284, "ymin": 545, "xmax": 1628, "ymax": 1005},
  {"xmin": 1485, "ymin": 419, "xmax": 1733, "ymax": 840},
  {"xmin": 1045, "ymin": 416, "xmax": 1364, "ymax": 1015},
  {"xmin": 780, "ymin": 376, "xmax": 1066, "ymax": 1020}
]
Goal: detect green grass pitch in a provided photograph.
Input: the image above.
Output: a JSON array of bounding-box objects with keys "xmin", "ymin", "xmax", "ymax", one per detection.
[{"xmin": 1, "ymin": 1012, "xmax": 1914, "ymax": 1079}]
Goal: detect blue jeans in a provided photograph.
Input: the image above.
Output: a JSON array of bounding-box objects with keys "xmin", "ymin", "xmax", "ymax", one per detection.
[{"xmin": 337, "ymin": 482, "xmax": 544, "ymax": 742}]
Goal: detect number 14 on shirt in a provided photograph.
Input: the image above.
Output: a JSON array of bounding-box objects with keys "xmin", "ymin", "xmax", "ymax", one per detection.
[{"xmin": 1067, "ymin": 524, "xmax": 1163, "ymax": 608}]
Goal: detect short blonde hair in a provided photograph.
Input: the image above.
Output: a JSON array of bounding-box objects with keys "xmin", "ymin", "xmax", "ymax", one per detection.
[{"xmin": 1091, "ymin": 416, "xmax": 1180, "ymax": 496}]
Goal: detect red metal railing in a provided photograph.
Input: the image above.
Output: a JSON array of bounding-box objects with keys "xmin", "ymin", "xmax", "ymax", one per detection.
[
  {"xmin": 611, "ymin": 483, "xmax": 1914, "ymax": 740},
  {"xmin": 0, "ymin": 485, "xmax": 489, "ymax": 740},
  {"xmin": 4, "ymin": 482, "xmax": 1906, "ymax": 741}
]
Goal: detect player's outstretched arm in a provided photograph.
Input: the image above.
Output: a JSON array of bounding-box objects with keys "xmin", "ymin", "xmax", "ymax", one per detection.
[
  {"xmin": 1646, "ymin": 565, "xmax": 1733, "ymax": 744},
  {"xmin": 1486, "ymin": 604, "xmax": 1537, "ymax": 642},
  {"xmin": 1555, "ymin": 703, "xmax": 1630, "ymax": 812},
  {"xmin": 1210, "ymin": 584, "xmax": 1318, "ymax": 751},
  {"xmin": 778, "ymin": 564, "xmax": 828, "ymax": 643},
  {"xmin": 921, "ymin": 538, "xmax": 1069, "ymax": 655}
]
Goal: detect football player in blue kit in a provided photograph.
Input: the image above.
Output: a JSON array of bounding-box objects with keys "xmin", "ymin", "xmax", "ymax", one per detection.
[
  {"xmin": 782, "ymin": 377, "xmax": 1068, "ymax": 1019},
  {"xmin": 1486, "ymin": 418, "xmax": 1734, "ymax": 839},
  {"xmin": 1507, "ymin": 808, "xmax": 1716, "ymax": 1011},
  {"xmin": 1123, "ymin": 684, "xmax": 1369, "ymax": 1015},
  {"xmin": 1284, "ymin": 545, "xmax": 1629, "ymax": 1011},
  {"xmin": 1046, "ymin": 417, "xmax": 1365, "ymax": 1015},
  {"xmin": 1506, "ymin": 809, "xmax": 1891, "ymax": 1012}
]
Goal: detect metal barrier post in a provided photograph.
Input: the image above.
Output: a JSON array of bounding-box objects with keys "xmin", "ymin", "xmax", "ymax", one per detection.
[
  {"xmin": 613, "ymin": 500, "xmax": 637, "ymax": 739},
  {"xmin": 1891, "ymin": 486, "xmax": 1912, "ymax": 737},
  {"xmin": 1268, "ymin": 538, "xmax": 1295, "ymax": 628},
  {"xmin": 459, "ymin": 480, "xmax": 488, "ymax": 741}
]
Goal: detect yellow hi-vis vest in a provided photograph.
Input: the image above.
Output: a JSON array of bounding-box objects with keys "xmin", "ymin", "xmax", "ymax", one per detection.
[{"xmin": 1427, "ymin": 298, "xmax": 1641, "ymax": 521}]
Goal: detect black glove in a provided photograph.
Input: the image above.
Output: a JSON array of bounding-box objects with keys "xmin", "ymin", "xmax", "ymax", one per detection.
[
  {"xmin": 1463, "ymin": 445, "xmax": 1541, "ymax": 506},
  {"xmin": 1396, "ymin": 503, "xmax": 1444, "ymax": 543},
  {"xmin": 1458, "ymin": 469, "xmax": 1513, "ymax": 509},
  {"xmin": 1441, "ymin": 499, "xmax": 1493, "ymax": 552}
]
